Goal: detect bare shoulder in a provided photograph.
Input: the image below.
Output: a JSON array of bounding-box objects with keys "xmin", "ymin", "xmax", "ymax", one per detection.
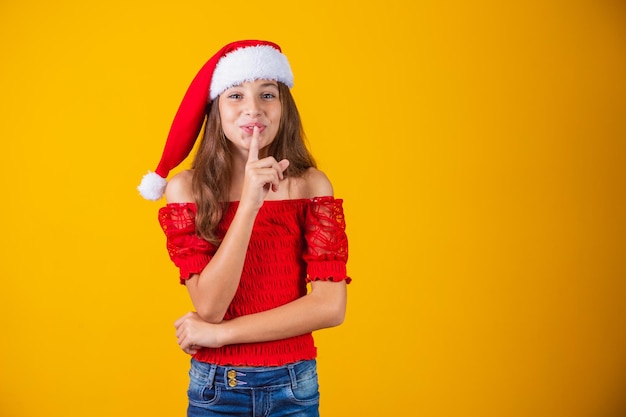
[
  {"xmin": 299, "ymin": 167, "xmax": 334, "ymax": 198},
  {"xmin": 164, "ymin": 170, "xmax": 194, "ymax": 203}
]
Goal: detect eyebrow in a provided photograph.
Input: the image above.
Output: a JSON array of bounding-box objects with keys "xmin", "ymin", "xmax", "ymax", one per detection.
[{"xmin": 230, "ymin": 81, "xmax": 279, "ymax": 89}]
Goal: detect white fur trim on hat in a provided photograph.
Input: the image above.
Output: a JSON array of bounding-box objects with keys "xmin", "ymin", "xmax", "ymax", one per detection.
[
  {"xmin": 209, "ymin": 45, "xmax": 294, "ymax": 100},
  {"xmin": 137, "ymin": 171, "xmax": 168, "ymax": 201}
]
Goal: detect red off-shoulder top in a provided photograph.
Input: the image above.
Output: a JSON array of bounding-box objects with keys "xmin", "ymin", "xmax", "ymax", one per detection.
[{"xmin": 158, "ymin": 196, "xmax": 350, "ymax": 366}]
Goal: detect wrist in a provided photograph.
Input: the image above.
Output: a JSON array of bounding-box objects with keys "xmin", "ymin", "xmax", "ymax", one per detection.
[
  {"xmin": 236, "ymin": 200, "xmax": 261, "ymax": 217},
  {"xmin": 228, "ymin": 204, "xmax": 259, "ymax": 234},
  {"xmin": 217, "ymin": 320, "xmax": 235, "ymax": 347}
]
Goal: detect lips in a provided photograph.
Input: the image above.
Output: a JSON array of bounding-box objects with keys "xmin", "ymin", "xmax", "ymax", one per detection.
[{"xmin": 240, "ymin": 122, "xmax": 265, "ymax": 134}]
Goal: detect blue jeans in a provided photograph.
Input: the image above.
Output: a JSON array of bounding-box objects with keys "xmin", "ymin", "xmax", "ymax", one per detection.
[{"xmin": 187, "ymin": 358, "xmax": 320, "ymax": 417}]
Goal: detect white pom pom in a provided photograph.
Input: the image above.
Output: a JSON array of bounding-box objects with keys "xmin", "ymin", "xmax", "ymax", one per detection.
[{"xmin": 137, "ymin": 171, "xmax": 167, "ymax": 201}]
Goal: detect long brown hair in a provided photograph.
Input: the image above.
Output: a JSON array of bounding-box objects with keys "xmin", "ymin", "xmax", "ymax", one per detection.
[{"xmin": 191, "ymin": 82, "xmax": 316, "ymax": 244}]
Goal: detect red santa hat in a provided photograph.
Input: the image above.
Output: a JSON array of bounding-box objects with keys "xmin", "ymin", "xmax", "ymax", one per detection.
[{"xmin": 137, "ymin": 40, "xmax": 294, "ymax": 200}]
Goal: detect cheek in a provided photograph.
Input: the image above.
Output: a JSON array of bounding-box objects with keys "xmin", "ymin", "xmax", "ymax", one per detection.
[
  {"xmin": 268, "ymin": 117, "xmax": 281, "ymax": 136},
  {"xmin": 218, "ymin": 105, "xmax": 235, "ymax": 121},
  {"xmin": 269, "ymin": 106, "xmax": 282, "ymax": 125}
]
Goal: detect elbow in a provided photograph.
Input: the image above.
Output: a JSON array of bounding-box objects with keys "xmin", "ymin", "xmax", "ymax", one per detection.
[
  {"xmin": 326, "ymin": 315, "xmax": 344, "ymax": 328},
  {"xmin": 328, "ymin": 303, "xmax": 346, "ymax": 327},
  {"xmin": 195, "ymin": 305, "xmax": 226, "ymax": 324},
  {"xmin": 310, "ymin": 280, "xmax": 347, "ymax": 328},
  {"xmin": 187, "ymin": 282, "xmax": 228, "ymax": 323},
  {"xmin": 322, "ymin": 298, "xmax": 346, "ymax": 328},
  {"xmin": 199, "ymin": 313, "xmax": 225, "ymax": 324}
]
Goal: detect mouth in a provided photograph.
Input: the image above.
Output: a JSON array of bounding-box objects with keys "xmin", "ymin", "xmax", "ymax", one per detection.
[{"xmin": 240, "ymin": 122, "xmax": 265, "ymax": 135}]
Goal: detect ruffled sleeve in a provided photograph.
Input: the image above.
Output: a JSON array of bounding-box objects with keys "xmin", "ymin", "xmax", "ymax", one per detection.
[
  {"xmin": 158, "ymin": 203, "xmax": 216, "ymax": 284},
  {"xmin": 303, "ymin": 196, "xmax": 351, "ymax": 284}
]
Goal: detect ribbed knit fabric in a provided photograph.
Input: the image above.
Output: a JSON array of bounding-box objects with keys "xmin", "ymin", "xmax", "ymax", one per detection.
[{"xmin": 158, "ymin": 196, "xmax": 350, "ymax": 366}]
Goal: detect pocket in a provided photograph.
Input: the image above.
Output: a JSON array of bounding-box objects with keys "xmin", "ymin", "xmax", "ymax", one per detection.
[
  {"xmin": 288, "ymin": 363, "xmax": 320, "ymax": 405},
  {"xmin": 188, "ymin": 363, "xmax": 221, "ymax": 406}
]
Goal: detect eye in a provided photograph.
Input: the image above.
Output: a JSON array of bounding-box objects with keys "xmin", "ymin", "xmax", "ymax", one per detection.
[
  {"xmin": 261, "ymin": 92, "xmax": 276, "ymax": 100},
  {"xmin": 227, "ymin": 93, "xmax": 243, "ymax": 99}
]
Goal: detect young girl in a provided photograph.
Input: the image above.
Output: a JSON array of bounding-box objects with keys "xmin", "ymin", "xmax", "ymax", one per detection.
[{"xmin": 138, "ymin": 40, "xmax": 351, "ymax": 417}]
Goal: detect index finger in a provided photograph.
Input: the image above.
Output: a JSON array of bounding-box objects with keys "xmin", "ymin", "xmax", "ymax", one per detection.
[{"xmin": 247, "ymin": 126, "xmax": 260, "ymax": 162}]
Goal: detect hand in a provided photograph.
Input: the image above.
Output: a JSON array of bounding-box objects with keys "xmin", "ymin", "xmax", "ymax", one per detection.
[
  {"xmin": 240, "ymin": 126, "xmax": 289, "ymax": 211},
  {"xmin": 174, "ymin": 312, "xmax": 224, "ymax": 355}
]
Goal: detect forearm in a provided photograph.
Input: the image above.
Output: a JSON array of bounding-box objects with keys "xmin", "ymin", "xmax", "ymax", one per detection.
[
  {"xmin": 187, "ymin": 205, "xmax": 258, "ymax": 322},
  {"xmin": 219, "ymin": 281, "xmax": 347, "ymax": 346}
]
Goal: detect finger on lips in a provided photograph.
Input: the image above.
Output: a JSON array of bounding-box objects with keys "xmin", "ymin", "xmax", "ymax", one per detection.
[{"xmin": 248, "ymin": 126, "xmax": 260, "ymax": 162}]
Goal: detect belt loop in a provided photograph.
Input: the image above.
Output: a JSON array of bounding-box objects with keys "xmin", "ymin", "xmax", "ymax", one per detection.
[
  {"xmin": 207, "ymin": 364, "xmax": 217, "ymax": 389},
  {"xmin": 288, "ymin": 364, "xmax": 298, "ymax": 389}
]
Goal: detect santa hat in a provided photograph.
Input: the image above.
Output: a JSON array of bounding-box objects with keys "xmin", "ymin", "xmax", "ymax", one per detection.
[{"xmin": 137, "ymin": 40, "xmax": 294, "ymax": 201}]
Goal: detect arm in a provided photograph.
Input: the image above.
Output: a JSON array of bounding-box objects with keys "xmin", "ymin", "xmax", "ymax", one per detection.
[
  {"xmin": 181, "ymin": 204, "xmax": 257, "ymax": 323},
  {"xmin": 164, "ymin": 170, "xmax": 252, "ymax": 324},
  {"xmin": 175, "ymin": 280, "xmax": 346, "ymax": 353},
  {"xmin": 165, "ymin": 128, "xmax": 289, "ymax": 323},
  {"xmin": 174, "ymin": 170, "xmax": 349, "ymax": 354}
]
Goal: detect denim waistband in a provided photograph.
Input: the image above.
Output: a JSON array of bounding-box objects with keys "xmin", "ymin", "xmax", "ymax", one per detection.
[{"xmin": 190, "ymin": 358, "xmax": 317, "ymax": 390}]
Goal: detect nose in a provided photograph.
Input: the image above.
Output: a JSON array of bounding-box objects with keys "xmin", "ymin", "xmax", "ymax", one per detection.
[{"xmin": 244, "ymin": 95, "xmax": 262, "ymax": 117}]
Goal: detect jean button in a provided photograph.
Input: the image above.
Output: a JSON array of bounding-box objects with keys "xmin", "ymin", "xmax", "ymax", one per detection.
[
  {"xmin": 228, "ymin": 378, "xmax": 237, "ymax": 387},
  {"xmin": 227, "ymin": 370, "xmax": 237, "ymax": 379}
]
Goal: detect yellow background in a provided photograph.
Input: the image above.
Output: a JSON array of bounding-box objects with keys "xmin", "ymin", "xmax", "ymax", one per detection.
[{"xmin": 1, "ymin": 1, "xmax": 625, "ymax": 416}]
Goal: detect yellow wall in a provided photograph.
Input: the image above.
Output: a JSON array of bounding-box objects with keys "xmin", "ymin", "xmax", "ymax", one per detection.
[{"xmin": 1, "ymin": 1, "xmax": 625, "ymax": 416}]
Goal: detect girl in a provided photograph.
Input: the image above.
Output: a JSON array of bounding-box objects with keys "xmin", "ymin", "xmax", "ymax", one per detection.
[{"xmin": 138, "ymin": 40, "xmax": 351, "ymax": 417}]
